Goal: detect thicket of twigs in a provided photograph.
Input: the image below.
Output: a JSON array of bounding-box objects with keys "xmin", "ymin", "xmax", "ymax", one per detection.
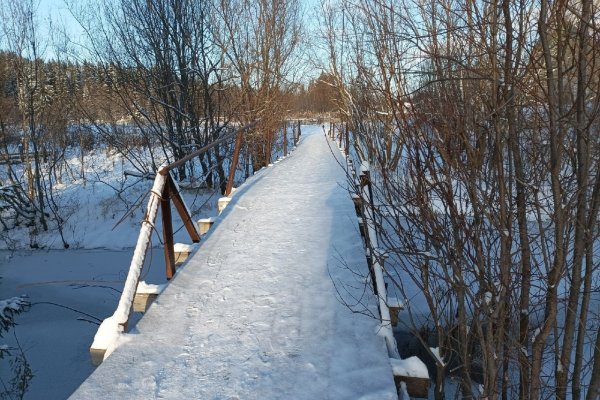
[{"xmin": 322, "ymin": 0, "xmax": 600, "ymax": 398}]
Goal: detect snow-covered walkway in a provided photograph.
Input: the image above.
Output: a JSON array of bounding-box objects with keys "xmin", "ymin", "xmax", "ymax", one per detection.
[{"xmin": 69, "ymin": 125, "xmax": 397, "ymax": 399}]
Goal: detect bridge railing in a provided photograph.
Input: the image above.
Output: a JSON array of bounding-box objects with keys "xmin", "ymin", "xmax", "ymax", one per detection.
[
  {"xmin": 328, "ymin": 124, "xmax": 430, "ymax": 398},
  {"xmin": 89, "ymin": 121, "xmax": 257, "ymax": 365}
]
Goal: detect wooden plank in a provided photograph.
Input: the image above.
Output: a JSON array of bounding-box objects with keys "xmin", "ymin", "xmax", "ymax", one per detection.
[
  {"xmin": 90, "ymin": 348, "xmax": 106, "ymax": 367},
  {"xmin": 218, "ymin": 197, "xmax": 231, "ymax": 213},
  {"xmin": 197, "ymin": 218, "xmax": 215, "ymax": 235},
  {"xmin": 174, "ymin": 251, "xmax": 191, "ymax": 266},
  {"xmin": 393, "ymin": 375, "xmax": 429, "ymax": 398},
  {"xmin": 133, "ymin": 293, "xmax": 158, "ymax": 313}
]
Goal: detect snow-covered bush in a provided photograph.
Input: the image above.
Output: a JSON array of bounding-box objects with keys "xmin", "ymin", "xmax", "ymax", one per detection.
[
  {"xmin": 0, "ymin": 296, "xmax": 29, "ymax": 334},
  {"xmin": 0, "ymin": 295, "xmax": 33, "ymax": 400}
]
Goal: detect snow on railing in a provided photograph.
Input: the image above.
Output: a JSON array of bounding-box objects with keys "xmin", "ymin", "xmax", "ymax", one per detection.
[
  {"xmin": 116, "ymin": 168, "xmax": 166, "ymax": 329},
  {"xmin": 90, "ymin": 167, "xmax": 174, "ymax": 365},
  {"xmin": 358, "ymin": 163, "xmax": 400, "ymax": 359}
]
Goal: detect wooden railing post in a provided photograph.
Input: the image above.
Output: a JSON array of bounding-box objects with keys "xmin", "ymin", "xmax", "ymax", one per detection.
[
  {"xmin": 345, "ymin": 122, "xmax": 349, "ymax": 156},
  {"xmin": 295, "ymin": 120, "xmax": 301, "ymax": 145},
  {"xmin": 283, "ymin": 121, "xmax": 288, "ymax": 157},
  {"xmin": 162, "ymin": 176, "xmax": 176, "ymax": 280},
  {"xmin": 225, "ymin": 130, "xmax": 244, "ymax": 197}
]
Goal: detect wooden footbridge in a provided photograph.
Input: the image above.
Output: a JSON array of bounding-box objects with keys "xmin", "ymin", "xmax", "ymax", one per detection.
[{"xmin": 69, "ymin": 124, "xmax": 428, "ymax": 399}]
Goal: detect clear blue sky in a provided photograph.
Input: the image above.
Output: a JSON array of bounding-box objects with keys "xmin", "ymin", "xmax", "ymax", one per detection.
[
  {"xmin": 38, "ymin": 0, "xmax": 81, "ymax": 35},
  {"xmin": 32, "ymin": 0, "xmax": 323, "ymax": 65},
  {"xmin": 35, "ymin": 0, "xmax": 85, "ymax": 59}
]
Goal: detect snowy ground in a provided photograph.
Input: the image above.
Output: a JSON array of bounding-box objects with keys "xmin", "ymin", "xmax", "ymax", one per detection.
[
  {"xmin": 0, "ymin": 146, "xmax": 223, "ymax": 250},
  {"xmin": 68, "ymin": 125, "xmax": 397, "ymax": 399}
]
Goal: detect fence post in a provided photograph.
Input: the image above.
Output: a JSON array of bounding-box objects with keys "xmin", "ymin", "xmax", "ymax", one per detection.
[
  {"xmin": 283, "ymin": 121, "xmax": 288, "ymax": 157},
  {"xmin": 296, "ymin": 120, "xmax": 301, "ymax": 145},
  {"xmin": 161, "ymin": 176, "xmax": 176, "ymax": 279},
  {"xmin": 225, "ymin": 130, "xmax": 244, "ymax": 197},
  {"xmin": 345, "ymin": 122, "xmax": 350, "ymax": 156}
]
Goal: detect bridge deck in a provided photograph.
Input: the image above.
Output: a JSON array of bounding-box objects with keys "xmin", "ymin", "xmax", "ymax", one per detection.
[{"xmin": 70, "ymin": 126, "xmax": 396, "ymax": 399}]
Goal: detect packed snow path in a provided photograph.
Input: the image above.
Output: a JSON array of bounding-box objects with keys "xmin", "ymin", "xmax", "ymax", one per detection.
[{"xmin": 70, "ymin": 125, "xmax": 397, "ymax": 399}]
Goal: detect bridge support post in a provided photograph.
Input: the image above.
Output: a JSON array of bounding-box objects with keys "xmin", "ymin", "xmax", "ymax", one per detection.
[
  {"xmin": 283, "ymin": 121, "xmax": 288, "ymax": 157},
  {"xmin": 161, "ymin": 179, "xmax": 176, "ymax": 280},
  {"xmin": 226, "ymin": 130, "xmax": 244, "ymax": 197},
  {"xmin": 344, "ymin": 121, "xmax": 349, "ymax": 156}
]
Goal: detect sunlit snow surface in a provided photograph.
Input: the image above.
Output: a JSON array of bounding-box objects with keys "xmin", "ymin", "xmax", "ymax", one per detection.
[{"xmin": 69, "ymin": 126, "xmax": 397, "ymax": 399}]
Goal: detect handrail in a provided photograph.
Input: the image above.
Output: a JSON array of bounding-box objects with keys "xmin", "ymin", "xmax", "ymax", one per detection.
[
  {"xmin": 329, "ymin": 124, "xmax": 400, "ymax": 359},
  {"xmin": 359, "ymin": 164, "xmax": 400, "ymax": 359},
  {"xmin": 113, "ymin": 167, "xmax": 168, "ymax": 330},
  {"xmin": 90, "ymin": 168, "xmax": 172, "ymax": 365},
  {"xmin": 160, "ymin": 121, "xmax": 258, "ymax": 175}
]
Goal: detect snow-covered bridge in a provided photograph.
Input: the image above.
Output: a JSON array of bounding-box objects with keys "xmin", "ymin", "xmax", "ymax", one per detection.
[{"xmin": 69, "ymin": 126, "xmax": 400, "ymax": 399}]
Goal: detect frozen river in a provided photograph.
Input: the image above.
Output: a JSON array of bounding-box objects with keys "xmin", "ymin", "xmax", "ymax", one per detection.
[{"xmin": 0, "ymin": 248, "xmax": 164, "ymax": 399}]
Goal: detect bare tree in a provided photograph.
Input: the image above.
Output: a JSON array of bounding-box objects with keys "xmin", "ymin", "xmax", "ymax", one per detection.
[
  {"xmin": 216, "ymin": 0, "xmax": 302, "ymax": 172},
  {"xmin": 71, "ymin": 0, "xmax": 235, "ymax": 191},
  {"xmin": 0, "ymin": 0, "xmax": 53, "ymax": 236}
]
